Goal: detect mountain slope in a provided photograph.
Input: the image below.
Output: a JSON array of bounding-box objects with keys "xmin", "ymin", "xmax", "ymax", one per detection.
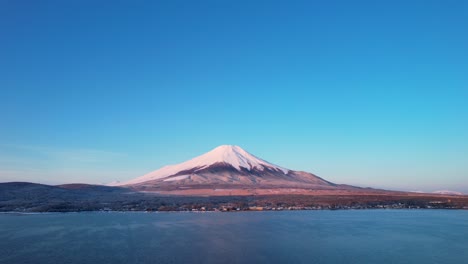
[
  {"xmin": 115, "ymin": 145, "xmax": 289, "ymax": 185},
  {"xmin": 113, "ymin": 145, "xmax": 337, "ymax": 191}
]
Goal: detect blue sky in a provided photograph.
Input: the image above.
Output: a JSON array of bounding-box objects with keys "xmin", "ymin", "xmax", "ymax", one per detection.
[{"xmin": 1, "ymin": 0, "xmax": 467, "ymax": 192}]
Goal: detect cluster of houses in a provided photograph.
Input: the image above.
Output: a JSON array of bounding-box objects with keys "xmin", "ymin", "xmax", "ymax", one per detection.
[
  {"xmin": 169, "ymin": 200, "xmax": 463, "ymax": 212},
  {"xmin": 93, "ymin": 198, "xmax": 465, "ymax": 212}
]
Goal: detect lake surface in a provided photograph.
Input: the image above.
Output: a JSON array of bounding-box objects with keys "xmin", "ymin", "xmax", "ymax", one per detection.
[{"xmin": 1, "ymin": 210, "xmax": 467, "ymax": 264}]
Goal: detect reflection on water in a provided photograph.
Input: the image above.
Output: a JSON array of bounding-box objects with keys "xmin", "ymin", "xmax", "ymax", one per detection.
[{"xmin": 0, "ymin": 210, "xmax": 467, "ymax": 264}]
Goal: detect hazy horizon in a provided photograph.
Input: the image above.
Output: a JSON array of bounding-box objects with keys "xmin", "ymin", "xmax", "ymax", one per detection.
[{"xmin": 1, "ymin": 1, "xmax": 467, "ymax": 193}]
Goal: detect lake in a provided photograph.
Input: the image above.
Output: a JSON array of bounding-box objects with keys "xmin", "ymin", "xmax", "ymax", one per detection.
[{"xmin": 0, "ymin": 210, "xmax": 467, "ymax": 264}]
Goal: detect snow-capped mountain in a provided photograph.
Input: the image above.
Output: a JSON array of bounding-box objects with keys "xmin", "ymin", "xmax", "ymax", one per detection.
[
  {"xmin": 433, "ymin": 190, "xmax": 464, "ymax": 195},
  {"xmin": 113, "ymin": 145, "xmax": 335, "ymax": 189}
]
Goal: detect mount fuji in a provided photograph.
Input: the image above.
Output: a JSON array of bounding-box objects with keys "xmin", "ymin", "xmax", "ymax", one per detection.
[
  {"xmin": 112, "ymin": 145, "xmax": 349, "ymax": 194},
  {"xmin": 3, "ymin": 145, "xmax": 468, "ymax": 212}
]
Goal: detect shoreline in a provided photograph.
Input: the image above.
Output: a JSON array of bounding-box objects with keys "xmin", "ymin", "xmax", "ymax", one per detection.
[{"xmin": 1, "ymin": 207, "xmax": 467, "ymax": 214}]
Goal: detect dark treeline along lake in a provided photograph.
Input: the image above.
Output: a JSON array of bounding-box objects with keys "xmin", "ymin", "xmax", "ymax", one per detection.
[{"xmin": 1, "ymin": 210, "xmax": 467, "ymax": 264}]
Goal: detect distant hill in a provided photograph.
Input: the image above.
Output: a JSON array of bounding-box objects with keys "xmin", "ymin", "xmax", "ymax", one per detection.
[{"xmin": 0, "ymin": 182, "xmax": 138, "ymax": 212}]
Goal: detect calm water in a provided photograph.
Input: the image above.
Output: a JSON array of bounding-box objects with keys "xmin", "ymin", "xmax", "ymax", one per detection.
[{"xmin": 0, "ymin": 210, "xmax": 467, "ymax": 264}]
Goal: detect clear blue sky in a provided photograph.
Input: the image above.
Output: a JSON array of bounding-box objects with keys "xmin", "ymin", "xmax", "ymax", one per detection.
[{"xmin": 1, "ymin": 0, "xmax": 467, "ymax": 192}]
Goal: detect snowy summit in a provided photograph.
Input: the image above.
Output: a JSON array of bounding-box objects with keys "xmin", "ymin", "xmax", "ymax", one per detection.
[{"xmin": 114, "ymin": 145, "xmax": 289, "ymax": 186}]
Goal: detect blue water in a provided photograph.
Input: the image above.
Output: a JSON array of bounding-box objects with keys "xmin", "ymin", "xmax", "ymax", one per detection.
[{"xmin": 0, "ymin": 210, "xmax": 467, "ymax": 264}]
